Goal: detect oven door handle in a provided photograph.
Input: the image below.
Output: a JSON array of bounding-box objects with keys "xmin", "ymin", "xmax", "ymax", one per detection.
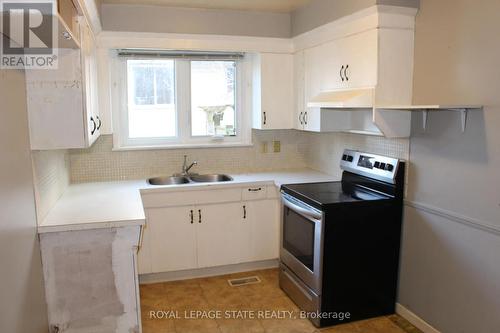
[{"xmin": 282, "ymin": 195, "xmax": 322, "ymax": 223}]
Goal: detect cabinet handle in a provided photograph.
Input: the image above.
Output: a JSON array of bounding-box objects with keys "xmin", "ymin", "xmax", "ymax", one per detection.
[
  {"xmin": 248, "ymin": 187, "xmax": 262, "ymax": 192},
  {"xmin": 340, "ymin": 65, "xmax": 345, "ymax": 81},
  {"xmin": 96, "ymin": 116, "xmax": 102, "ymax": 130},
  {"xmin": 304, "ymin": 111, "xmax": 308, "ymax": 125},
  {"xmin": 243, "ymin": 205, "xmax": 246, "ymax": 219},
  {"xmin": 190, "ymin": 210, "xmax": 194, "ymax": 224},
  {"xmin": 198, "ymin": 209, "xmax": 202, "ymax": 223},
  {"xmin": 263, "ymin": 111, "xmax": 267, "ymax": 125},
  {"xmin": 299, "ymin": 112, "xmax": 303, "ymax": 125},
  {"xmin": 345, "ymin": 64, "xmax": 349, "ymax": 81},
  {"xmin": 90, "ymin": 116, "xmax": 96, "ymax": 135}
]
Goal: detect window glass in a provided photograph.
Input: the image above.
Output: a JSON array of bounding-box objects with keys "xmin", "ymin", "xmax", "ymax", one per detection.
[
  {"xmin": 127, "ymin": 60, "xmax": 176, "ymax": 138},
  {"xmin": 190, "ymin": 61, "xmax": 236, "ymax": 137}
]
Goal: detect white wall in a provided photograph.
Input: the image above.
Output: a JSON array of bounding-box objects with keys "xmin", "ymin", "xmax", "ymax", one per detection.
[
  {"xmin": 101, "ymin": 4, "xmax": 291, "ymax": 38},
  {"xmin": 0, "ymin": 68, "xmax": 48, "ymax": 331},
  {"xmin": 398, "ymin": 0, "xmax": 500, "ymax": 332}
]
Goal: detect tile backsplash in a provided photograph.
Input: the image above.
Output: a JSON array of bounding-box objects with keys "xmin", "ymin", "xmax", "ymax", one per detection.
[
  {"xmin": 69, "ymin": 130, "xmax": 409, "ymax": 184},
  {"xmin": 69, "ymin": 131, "xmax": 309, "ymax": 183},
  {"xmin": 32, "ymin": 149, "xmax": 70, "ymax": 221},
  {"xmin": 301, "ymin": 132, "xmax": 410, "ymax": 179}
]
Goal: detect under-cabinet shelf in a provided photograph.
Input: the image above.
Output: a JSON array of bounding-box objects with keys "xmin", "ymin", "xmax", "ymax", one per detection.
[{"xmin": 374, "ymin": 105, "xmax": 483, "ymax": 135}]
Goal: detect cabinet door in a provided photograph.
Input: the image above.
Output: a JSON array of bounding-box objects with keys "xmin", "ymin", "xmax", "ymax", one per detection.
[
  {"xmin": 80, "ymin": 18, "xmax": 100, "ymax": 146},
  {"xmin": 148, "ymin": 206, "xmax": 197, "ymax": 273},
  {"xmin": 247, "ymin": 200, "xmax": 280, "ymax": 262},
  {"xmin": 304, "ymin": 45, "xmax": 323, "ymax": 109},
  {"xmin": 319, "ymin": 39, "xmax": 344, "ymax": 91},
  {"xmin": 253, "ymin": 53, "xmax": 294, "ymax": 130},
  {"xmin": 338, "ymin": 29, "xmax": 378, "ymax": 89},
  {"xmin": 196, "ymin": 202, "xmax": 250, "ymax": 268},
  {"xmin": 303, "ymin": 108, "xmax": 322, "ymax": 132},
  {"xmin": 26, "ymin": 48, "xmax": 86, "ymax": 149},
  {"xmin": 304, "ymin": 30, "xmax": 377, "ymax": 93},
  {"xmin": 293, "ymin": 51, "xmax": 306, "ymax": 130}
]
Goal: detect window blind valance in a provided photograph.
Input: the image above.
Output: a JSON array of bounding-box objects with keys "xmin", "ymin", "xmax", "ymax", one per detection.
[{"xmin": 117, "ymin": 49, "xmax": 245, "ymax": 60}]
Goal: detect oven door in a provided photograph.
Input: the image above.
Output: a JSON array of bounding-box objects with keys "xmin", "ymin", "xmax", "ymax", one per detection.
[{"xmin": 280, "ymin": 192, "xmax": 324, "ymax": 294}]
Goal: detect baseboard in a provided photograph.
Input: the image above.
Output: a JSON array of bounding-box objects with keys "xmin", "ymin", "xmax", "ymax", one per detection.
[
  {"xmin": 396, "ymin": 303, "xmax": 441, "ymax": 333},
  {"xmin": 139, "ymin": 259, "xmax": 279, "ymax": 284}
]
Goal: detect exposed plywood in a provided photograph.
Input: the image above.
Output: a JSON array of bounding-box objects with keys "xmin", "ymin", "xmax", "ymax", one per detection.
[
  {"xmin": 40, "ymin": 226, "xmax": 141, "ymax": 333},
  {"xmin": 101, "ymin": 0, "xmax": 312, "ymax": 13}
]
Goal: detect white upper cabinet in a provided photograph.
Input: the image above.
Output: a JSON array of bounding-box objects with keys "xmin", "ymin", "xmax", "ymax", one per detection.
[
  {"xmin": 296, "ymin": 29, "xmax": 415, "ymax": 136},
  {"xmin": 292, "ymin": 5, "xmax": 418, "ymax": 137},
  {"xmin": 80, "ymin": 19, "xmax": 101, "ymax": 148},
  {"xmin": 319, "ymin": 29, "xmax": 378, "ymax": 91},
  {"xmin": 26, "ymin": 17, "xmax": 100, "ymax": 150},
  {"xmin": 303, "ymin": 29, "xmax": 379, "ymax": 105},
  {"xmin": 252, "ymin": 53, "xmax": 294, "ymax": 130},
  {"xmin": 293, "ymin": 51, "xmax": 306, "ymax": 130},
  {"xmin": 296, "ymin": 48, "xmax": 355, "ymax": 132}
]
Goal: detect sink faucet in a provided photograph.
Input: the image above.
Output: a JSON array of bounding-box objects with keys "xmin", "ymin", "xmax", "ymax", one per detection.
[{"xmin": 181, "ymin": 155, "xmax": 198, "ymax": 176}]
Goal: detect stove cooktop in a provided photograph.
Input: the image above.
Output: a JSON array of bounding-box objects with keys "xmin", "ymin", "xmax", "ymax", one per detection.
[{"xmin": 281, "ymin": 181, "xmax": 392, "ymax": 209}]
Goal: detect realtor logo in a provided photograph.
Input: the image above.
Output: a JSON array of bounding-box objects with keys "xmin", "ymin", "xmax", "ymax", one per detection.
[{"xmin": 1, "ymin": 0, "xmax": 58, "ymax": 69}]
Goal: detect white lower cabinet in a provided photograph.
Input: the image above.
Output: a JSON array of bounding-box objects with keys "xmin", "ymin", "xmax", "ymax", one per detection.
[
  {"xmin": 139, "ymin": 189, "xmax": 280, "ymax": 275},
  {"xmin": 197, "ymin": 202, "xmax": 251, "ymax": 268},
  {"xmin": 246, "ymin": 199, "xmax": 280, "ymax": 261},
  {"xmin": 148, "ymin": 206, "xmax": 198, "ymax": 273}
]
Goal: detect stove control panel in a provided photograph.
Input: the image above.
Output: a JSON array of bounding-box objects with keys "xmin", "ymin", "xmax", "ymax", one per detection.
[{"xmin": 340, "ymin": 149, "xmax": 401, "ymax": 184}]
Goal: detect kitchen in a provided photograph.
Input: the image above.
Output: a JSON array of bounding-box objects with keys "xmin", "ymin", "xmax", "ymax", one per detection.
[{"xmin": 1, "ymin": 0, "xmax": 499, "ymax": 333}]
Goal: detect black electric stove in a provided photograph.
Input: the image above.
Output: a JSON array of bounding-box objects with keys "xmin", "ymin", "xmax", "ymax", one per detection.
[
  {"xmin": 281, "ymin": 181, "xmax": 392, "ymax": 209},
  {"xmin": 279, "ymin": 150, "xmax": 405, "ymax": 328}
]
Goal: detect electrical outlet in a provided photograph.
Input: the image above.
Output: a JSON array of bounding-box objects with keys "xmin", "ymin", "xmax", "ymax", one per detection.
[
  {"xmin": 273, "ymin": 141, "xmax": 281, "ymax": 153},
  {"xmin": 261, "ymin": 141, "xmax": 268, "ymax": 153}
]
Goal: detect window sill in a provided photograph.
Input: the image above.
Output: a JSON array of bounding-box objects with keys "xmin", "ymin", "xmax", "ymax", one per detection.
[{"xmin": 112, "ymin": 142, "xmax": 254, "ymax": 151}]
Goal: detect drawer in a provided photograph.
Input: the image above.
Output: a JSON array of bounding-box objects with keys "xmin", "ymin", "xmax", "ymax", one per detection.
[
  {"xmin": 241, "ymin": 186, "xmax": 267, "ymax": 201},
  {"xmin": 279, "ymin": 265, "xmax": 320, "ymax": 322},
  {"xmin": 142, "ymin": 188, "xmax": 242, "ymax": 208}
]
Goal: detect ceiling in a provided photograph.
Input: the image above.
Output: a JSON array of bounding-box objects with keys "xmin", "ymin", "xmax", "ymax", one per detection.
[{"xmin": 100, "ymin": 0, "xmax": 313, "ymax": 13}]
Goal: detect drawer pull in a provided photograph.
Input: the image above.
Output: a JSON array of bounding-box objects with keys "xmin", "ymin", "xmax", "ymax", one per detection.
[
  {"xmin": 243, "ymin": 205, "xmax": 247, "ymax": 219},
  {"xmin": 248, "ymin": 188, "xmax": 262, "ymax": 192},
  {"xmin": 90, "ymin": 116, "xmax": 96, "ymax": 135},
  {"xmin": 190, "ymin": 210, "xmax": 194, "ymax": 224}
]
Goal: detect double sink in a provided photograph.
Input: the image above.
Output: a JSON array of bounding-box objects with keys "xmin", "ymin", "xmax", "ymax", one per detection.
[{"xmin": 148, "ymin": 174, "xmax": 233, "ymax": 186}]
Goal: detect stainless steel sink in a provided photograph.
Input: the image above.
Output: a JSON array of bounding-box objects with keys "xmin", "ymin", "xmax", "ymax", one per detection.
[
  {"xmin": 148, "ymin": 176, "xmax": 190, "ymax": 185},
  {"xmin": 147, "ymin": 174, "xmax": 233, "ymax": 185},
  {"xmin": 190, "ymin": 174, "xmax": 233, "ymax": 183}
]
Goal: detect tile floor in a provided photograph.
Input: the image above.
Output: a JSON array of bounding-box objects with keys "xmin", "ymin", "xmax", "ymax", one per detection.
[{"xmin": 140, "ymin": 268, "xmax": 422, "ymax": 333}]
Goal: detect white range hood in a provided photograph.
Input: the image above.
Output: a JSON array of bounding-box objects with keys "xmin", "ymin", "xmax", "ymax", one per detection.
[{"xmin": 307, "ymin": 87, "xmax": 374, "ymax": 109}]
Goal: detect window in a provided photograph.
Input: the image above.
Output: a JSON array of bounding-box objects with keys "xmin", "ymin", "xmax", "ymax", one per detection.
[
  {"xmin": 127, "ymin": 60, "xmax": 176, "ymax": 138},
  {"xmin": 115, "ymin": 51, "xmax": 249, "ymax": 149},
  {"xmin": 191, "ymin": 61, "xmax": 236, "ymax": 137}
]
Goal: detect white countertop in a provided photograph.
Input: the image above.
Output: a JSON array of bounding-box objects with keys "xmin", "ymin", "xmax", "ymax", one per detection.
[
  {"xmin": 38, "ymin": 180, "xmax": 148, "ymax": 233},
  {"xmin": 38, "ymin": 169, "xmax": 336, "ymax": 234}
]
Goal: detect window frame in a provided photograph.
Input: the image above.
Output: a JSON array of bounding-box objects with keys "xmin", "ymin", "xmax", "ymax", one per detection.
[{"xmin": 112, "ymin": 54, "xmax": 251, "ymax": 150}]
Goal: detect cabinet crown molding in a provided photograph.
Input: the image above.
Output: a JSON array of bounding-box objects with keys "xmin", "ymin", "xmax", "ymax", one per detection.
[{"xmin": 293, "ymin": 4, "xmax": 418, "ymax": 52}]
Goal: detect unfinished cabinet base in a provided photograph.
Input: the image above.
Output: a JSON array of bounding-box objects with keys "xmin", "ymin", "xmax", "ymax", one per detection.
[{"xmin": 39, "ymin": 226, "xmax": 142, "ymax": 333}]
